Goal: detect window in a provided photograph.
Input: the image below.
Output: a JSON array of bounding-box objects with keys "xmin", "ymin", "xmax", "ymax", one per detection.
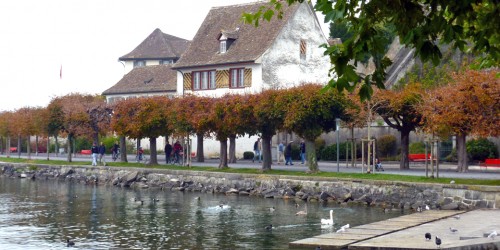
[
  {"xmin": 230, "ymin": 68, "xmax": 245, "ymax": 88},
  {"xmin": 220, "ymin": 40, "xmax": 227, "ymax": 53},
  {"xmin": 192, "ymin": 70, "xmax": 216, "ymax": 90},
  {"xmin": 193, "ymin": 72, "xmax": 200, "ymax": 90},
  {"xmin": 160, "ymin": 59, "xmax": 174, "ymax": 65},
  {"xmin": 133, "ymin": 60, "xmax": 146, "ymax": 68}
]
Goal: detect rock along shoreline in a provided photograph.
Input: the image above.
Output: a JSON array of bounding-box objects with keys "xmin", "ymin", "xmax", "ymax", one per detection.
[{"xmin": 2, "ymin": 162, "xmax": 499, "ymax": 211}]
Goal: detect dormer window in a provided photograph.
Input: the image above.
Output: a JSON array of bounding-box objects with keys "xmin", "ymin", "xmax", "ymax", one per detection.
[
  {"xmin": 218, "ymin": 28, "xmax": 239, "ymax": 54},
  {"xmin": 220, "ymin": 40, "xmax": 227, "ymax": 53},
  {"xmin": 134, "ymin": 60, "xmax": 146, "ymax": 68}
]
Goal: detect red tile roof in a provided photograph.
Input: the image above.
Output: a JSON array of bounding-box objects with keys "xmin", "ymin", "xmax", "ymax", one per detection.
[{"xmin": 102, "ymin": 65, "xmax": 177, "ymax": 95}]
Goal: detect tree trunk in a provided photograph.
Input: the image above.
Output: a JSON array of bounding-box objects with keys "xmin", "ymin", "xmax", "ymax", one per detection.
[
  {"xmin": 149, "ymin": 137, "xmax": 157, "ymax": 165},
  {"xmin": 55, "ymin": 135, "xmax": 59, "ymax": 156},
  {"xmin": 305, "ymin": 139, "xmax": 319, "ymax": 172},
  {"xmin": 196, "ymin": 133, "xmax": 204, "ymax": 162},
  {"xmin": 35, "ymin": 135, "xmax": 39, "ymax": 156},
  {"xmin": 229, "ymin": 135, "xmax": 236, "ymax": 163},
  {"xmin": 261, "ymin": 134, "xmax": 273, "ymax": 171},
  {"xmin": 399, "ymin": 129, "xmax": 410, "ymax": 170},
  {"xmin": 218, "ymin": 139, "xmax": 228, "ymax": 168},
  {"xmin": 46, "ymin": 136, "xmax": 50, "ymax": 160},
  {"xmin": 7, "ymin": 136, "xmax": 11, "ymax": 158},
  {"xmin": 27, "ymin": 135, "xmax": 31, "ymax": 159},
  {"xmin": 120, "ymin": 136, "xmax": 127, "ymax": 162},
  {"xmin": 17, "ymin": 135, "xmax": 21, "ymax": 158},
  {"xmin": 67, "ymin": 135, "xmax": 73, "ymax": 162},
  {"xmin": 0, "ymin": 136, "xmax": 3, "ymax": 155},
  {"xmin": 456, "ymin": 133, "xmax": 468, "ymax": 172},
  {"xmin": 93, "ymin": 132, "xmax": 99, "ymax": 146}
]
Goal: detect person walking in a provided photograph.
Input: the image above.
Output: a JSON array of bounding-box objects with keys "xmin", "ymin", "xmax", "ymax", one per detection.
[
  {"xmin": 98, "ymin": 142, "xmax": 106, "ymax": 166},
  {"xmin": 253, "ymin": 138, "xmax": 261, "ymax": 163},
  {"xmin": 277, "ymin": 141, "xmax": 284, "ymax": 164},
  {"xmin": 173, "ymin": 141, "xmax": 183, "ymax": 164},
  {"xmin": 285, "ymin": 141, "xmax": 293, "ymax": 165},
  {"xmin": 111, "ymin": 142, "xmax": 120, "ymax": 161},
  {"xmin": 299, "ymin": 140, "xmax": 306, "ymax": 164},
  {"xmin": 91, "ymin": 142, "xmax": 99, "ymax": 166},
  {"xmin": 165, "ymin": 141, "xmax": 173, "ymax": 164}
]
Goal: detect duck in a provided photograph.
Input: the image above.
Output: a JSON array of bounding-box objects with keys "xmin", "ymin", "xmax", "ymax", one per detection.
[
  {"xmin": 296, "ymin": 204, "xmax": 307, "ymax": 216},
  {"xmin": 425, "ymin": 232, "xmax": 432, "ymax": 241},
  {"xmin": 269, "ymin": 206, "xmax": 275, "ymax": 212},
  {"xmin": 265, "ymin": 224, "xmax": 273, "ymax": 231},
  {"xmin": 66, "ymin": 238, "xmax": 75, "ymax": 247},
  {"xmin": 320, "ymin": 210, "xmax": 334, "ymax": 225}
]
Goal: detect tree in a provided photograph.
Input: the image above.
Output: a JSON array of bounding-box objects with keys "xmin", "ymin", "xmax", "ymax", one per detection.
[
  {"xmin": 86, "ymin": 96, "xmax": 112, "ymax": 145},
  {"xmin": 171, "ymin": 95, "xmax": 213, "ymax": 163},
  {"xmin": 0, "ymin": 111, "xmax": 14, "ymax": 157},
  {"xmin": 250, "ymin": 89, "xmax": 287, "ymax": 171},
  {"xmin": 280, "ymin": 84, "xmax": 347, "ymax": 172},
  {"xmin": 374, "ymin": 84, "xmax": 425, "ymax": 169},
  {"xmin": 112, "ymin": 96, "xmax": 173, "ymax": 165},
  {"xmin": 421, "ymin": 69, "xmax": 500, "ymax": 172},
  {"xmin": 48, "ymin": 94, "xmax": 94, "ymax": 162},
  {"xmin": 243, "ymin": 0, "xmax": 499, "ymax": 100}
]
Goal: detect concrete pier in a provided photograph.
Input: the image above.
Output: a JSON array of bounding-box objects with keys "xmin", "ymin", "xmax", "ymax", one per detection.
[{"xmin": 290, "ymin": 209, "xmax": 500, "ymax": 249}]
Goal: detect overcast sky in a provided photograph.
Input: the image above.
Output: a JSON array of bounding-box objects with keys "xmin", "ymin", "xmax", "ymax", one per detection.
[{"xmin": 0, "ymin": 0, "xmax": 329, "ymax": 112}]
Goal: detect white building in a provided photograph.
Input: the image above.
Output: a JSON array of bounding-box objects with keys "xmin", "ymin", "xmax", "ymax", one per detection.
[{"xmin": 172, "ymin": 1, "xmax": 331, "ymax": 157}]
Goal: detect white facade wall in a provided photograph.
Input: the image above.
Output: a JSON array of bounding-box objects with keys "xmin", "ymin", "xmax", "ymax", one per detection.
[{"xmin": 261, "ymin": 3, "xmax": 330, "ymax": 88}]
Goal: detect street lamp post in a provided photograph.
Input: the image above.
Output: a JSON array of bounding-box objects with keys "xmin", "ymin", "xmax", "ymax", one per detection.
[{"xmin": 336, "ymin": 118, "xmax": 340, "ymax": 172}]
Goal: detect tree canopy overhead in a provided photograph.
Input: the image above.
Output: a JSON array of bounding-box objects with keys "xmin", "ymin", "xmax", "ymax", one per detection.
[{"xmin": 243, "ymin": 0, "xmax": 499, "ymax": 100}]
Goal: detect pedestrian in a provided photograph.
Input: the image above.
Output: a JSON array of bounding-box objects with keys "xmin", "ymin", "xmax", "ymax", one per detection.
[
  {"xmin": 285, "ymin": 141, "xmax": 294, "ymax": 165},
  {"xmin": 98, "ymin": 142, "xmax": 106, "ymax": 166},
  {"xmin": 91, "ymin": 142, "xmax": 99, "ymax": 166},
  {"xmin": 165, "ymin": 141, "xmax": 173, "ymax": 164},
  {"xmin": 277, "ymin": 141, "xmax": 284, "ymax": 164},
  {"xmin": 299, "ymin": 140, "xmax": 306, "ymax": 164},
  {"xmin": 111, "ymin": 142, "xmax": 120, "ymax": 161},
  {"xmin": 253, "ymin": 138, "xmax": 261, "ymax": 163},
  {"xmin": 375, "ymin": 157, "xmax": 384, "ymax": 171},
  {"xmin": 173, "ymin": 141, "xmax": 183, "ymax": 164}
]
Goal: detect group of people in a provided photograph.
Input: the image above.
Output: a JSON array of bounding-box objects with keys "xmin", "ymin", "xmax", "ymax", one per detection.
[
  {"xmin": 254, "ymin": 139, "xmax": 307, "ymax": 165},
  {"xmin": 164, "ymin": 140, "xmax": 183, "ymax": 164},
  {"xmin": 91, "ymin": 142, "xmax": 107, "ymax": 166},
  {"xmin": 90, "ymin": 140, "xmax": 184, "ymax": 165}
]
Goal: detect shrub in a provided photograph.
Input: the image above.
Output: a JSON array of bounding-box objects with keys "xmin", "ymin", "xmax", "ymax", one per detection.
[
  {"xmin": 377, "ymin": 134, "xmax": 397, "ymax": 157},
  {"xmin": 466, "ymin": 138, "xmax": 498, "ymax": 162},
  {"xmin": 320, "ymin": 142, "xmax": 348, "ymax": 161},
  {"xmin": 243, "ymin": 151, "xmax": 254, "ymax": 160},
  {"xmin": 409, "ymin": 142, "xmax": 426, "ymax": 154}
]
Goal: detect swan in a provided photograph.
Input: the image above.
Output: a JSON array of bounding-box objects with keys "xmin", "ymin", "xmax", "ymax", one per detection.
[
  {"xmin": 269, "ymin": 206, "xmax": 275, "ymax": 212},
  {"xmin": 296, "ymin": 204, "xmax": 307, "ymax": 216},
  {"xmin": 321, "ymin": 210, "xmax": 334, "ymax": 225}
]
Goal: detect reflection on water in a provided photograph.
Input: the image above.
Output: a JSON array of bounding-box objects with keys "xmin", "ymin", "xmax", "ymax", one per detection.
[{"xmin": 0, "ymin": 176, "xmax": 405, "ymax": 249}]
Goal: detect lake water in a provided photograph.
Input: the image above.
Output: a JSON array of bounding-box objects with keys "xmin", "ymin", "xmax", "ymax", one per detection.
[{"xmin": 0, "ymin": 176, "xmax": 405, "ymax": 249}]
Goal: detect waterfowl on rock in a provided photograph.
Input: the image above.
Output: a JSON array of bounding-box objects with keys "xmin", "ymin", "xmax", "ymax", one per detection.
[{"xmin": 66, "ymin": 238, "xmax": 75, "ymax": 247}]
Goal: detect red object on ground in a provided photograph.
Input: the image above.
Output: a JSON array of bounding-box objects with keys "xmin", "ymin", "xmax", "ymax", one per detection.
[{"xmin": 408, "ymin": 154, "xmax": 431, "ymax": 162}]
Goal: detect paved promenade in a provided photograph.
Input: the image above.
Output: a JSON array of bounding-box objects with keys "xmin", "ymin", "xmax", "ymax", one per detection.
[
  {"xmin": 2, "ymin": 152, "xmax": 500, "ymax": 180},
  {"xmin": 290, "ymin": 209, "xmax": 500, "ymax": 249}
]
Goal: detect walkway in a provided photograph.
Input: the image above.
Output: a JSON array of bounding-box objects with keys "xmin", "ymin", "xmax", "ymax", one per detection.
[
  {"xmin": 290, "ymin": 209, "xmax": 500, "ymax": 249},
  {"xmin": 2, "ymin": 153, "xmax": 500, "ymax": 180}
]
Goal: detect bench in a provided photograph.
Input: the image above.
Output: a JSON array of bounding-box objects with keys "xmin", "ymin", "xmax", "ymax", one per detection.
[
  {"xmin": 480, "ymin": 159, "xmax": 500, "ymax": 170},
  {"xmin": 408, "ymin": 154, "xmax": 431, "ymax": 162},
  {"xmin": 81, "ymin": 150, "xmax": 92, "ymax": 155}
]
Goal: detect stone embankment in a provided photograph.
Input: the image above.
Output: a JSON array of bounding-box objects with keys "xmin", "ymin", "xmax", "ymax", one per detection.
[{"xmin": 2, "ymin": 163, "xmax": 499, "ymax": 210}]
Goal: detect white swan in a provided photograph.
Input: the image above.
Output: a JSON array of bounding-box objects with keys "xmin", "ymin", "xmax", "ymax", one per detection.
[{"xmin": 321, "ymin": 210, "xmax": 334, "ymax": 225}]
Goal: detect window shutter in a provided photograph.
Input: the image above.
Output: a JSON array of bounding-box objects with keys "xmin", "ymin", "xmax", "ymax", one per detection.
[
  {"xmin": 217, "ymin": 70, "xmax": 229, "ymax": 88},
  {"xmin": 244, "ymin": 68, "xmax": 252, "ymax": 87},
  {"xmin": 183, "ymin": 73, "xmax": 192, "ymax": 90}
]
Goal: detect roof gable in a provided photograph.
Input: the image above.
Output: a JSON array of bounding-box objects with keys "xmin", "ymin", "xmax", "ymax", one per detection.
[
  {"xmin": 173, "ymin": 1, "xmax": 301, "ymax": 69},
  {"xmin": 102, "ymin": 65, "xmax": 177, "ymax": 95},
  {"xmin": 119, "ymin": 28, "xmax": 190, "ymax": 61}
]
